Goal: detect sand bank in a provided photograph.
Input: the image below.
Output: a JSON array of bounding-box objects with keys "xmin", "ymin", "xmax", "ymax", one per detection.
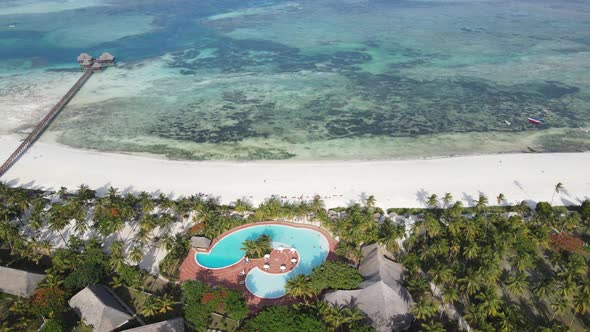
[{"xmin": 1, "ymin": 135, "xmax": 588, "ymax": 208}]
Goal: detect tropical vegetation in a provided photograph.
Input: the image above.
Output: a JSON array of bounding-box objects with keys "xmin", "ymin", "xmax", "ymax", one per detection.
[
  {"xmin": 3, "ymin": 181, "xmax": 590, "ymax": 331},
  {"xmin": 241, "ymin": 234, "xmax": 272, "ymax": 258}
]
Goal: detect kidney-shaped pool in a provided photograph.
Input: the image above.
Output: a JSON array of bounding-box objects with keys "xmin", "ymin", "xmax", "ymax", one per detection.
[{"xmin": 195, "ymin": 224, "xmax": 330, "ymax": 298}]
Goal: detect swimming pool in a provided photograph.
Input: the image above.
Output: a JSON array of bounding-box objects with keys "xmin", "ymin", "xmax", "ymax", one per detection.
[{"xmin": 195, "ymin": 224, "xmax": 330, "ymax": 298}]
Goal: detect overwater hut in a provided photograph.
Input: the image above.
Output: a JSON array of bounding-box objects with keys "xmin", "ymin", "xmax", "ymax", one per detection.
[
  {"xmin": 69, "ymin": 284, "xmax": 131, "ymax": 332},
  {"xmin": 121, "ymin": 318, "xmax": 185, "ymax": 332},
  {"xmin": 81, "ymin": 59, "xmax": 92, "ymax": 70},
  {"xmin": 323, "ymin": 243, "xmax": 413, "ymax": 331},
  {"xmin": 77, "ymin": 52, "xmax": 93, "ymax": 63},
  {"xmin": 0, "ymin": 266, "xmax": 45, "ymax": 298},
  {"xmin": 91, "ymin": 62, "xmax": 103, "ymax": 72},
  {"xmin": 97, "ymin": 52, "xmax": 115, "ymax": 65}
]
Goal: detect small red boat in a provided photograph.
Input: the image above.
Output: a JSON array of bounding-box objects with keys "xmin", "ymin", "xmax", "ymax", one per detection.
[{"xmin": 527, "ymin": 117, "xmax": 541, "ymax": 125}]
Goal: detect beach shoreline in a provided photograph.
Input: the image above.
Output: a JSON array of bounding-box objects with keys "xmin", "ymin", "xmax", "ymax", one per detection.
[{"xmin": 1, "ymin": 134, "xmax": 588, "ymax": 209}]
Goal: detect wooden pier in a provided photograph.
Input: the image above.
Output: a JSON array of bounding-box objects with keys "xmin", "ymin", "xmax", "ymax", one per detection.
[{"xmin": 0, "ymin": 68, "xmax": 95, "ymax": 178}]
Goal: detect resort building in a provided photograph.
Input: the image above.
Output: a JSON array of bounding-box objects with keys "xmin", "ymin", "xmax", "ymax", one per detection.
[
  {"xmin": 190, "ymin": 236, "xmax": 212, "ymax": 251},
  {"xmin": 97, "ymin": 52, "xmax": 116, "ymax": 65},
  {"xmin": 122, "ymin": 318, "xmax": 185, "ymax": 332},
  {"xmin": 0, "ymin": 266, "xmax": 45, "ymax": 298},
  {"xmin": 69, "ymin": 284, "xmax": 131, "ymax": 332},
  {"xmin": 323, "ymin": 243, "xmax": 413, "ymax": 331},
  {"xmin": 76, "ymin": 52, "xmax": 93, "ymax": 63}
]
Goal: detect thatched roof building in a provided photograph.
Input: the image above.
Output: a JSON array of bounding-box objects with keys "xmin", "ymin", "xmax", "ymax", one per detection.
[
  {"xmin": 69, "ymin": 284, "xmax": 131, "ymax": 332},
  {"xmin": 190, "ymin": 236, "xmax": 211, "ymax": 251},
  {"xmin": 323, "ymin": 244, "xmax": 413, "ymax": 331},
  {"xmin": 122, "ymin": 318, "xmax": 185, "ymax": 332},
  {"xmin": 0, "ymin": 266, "xmax": 45, "ymax": 297},
  {"xmin": 91, "ymin": 62, "xmax": 103, "ymax": 72},
  {"xmin": 77, "ymin": 52, "xmax": 93, "ymax": 63},
  {"xmin": 98, "ymin": 52, "xmax": 115, "ymax": 63}
]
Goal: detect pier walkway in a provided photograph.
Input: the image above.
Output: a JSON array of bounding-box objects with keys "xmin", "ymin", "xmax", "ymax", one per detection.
[{"xmin": 0, "ymin": 69, "xmax": 94, "ymax": 178}]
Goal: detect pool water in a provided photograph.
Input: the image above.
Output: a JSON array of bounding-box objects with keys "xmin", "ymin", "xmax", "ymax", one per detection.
[{"xmin": 195, "ymin": 224, "xmax": 330, "ymax": 298}]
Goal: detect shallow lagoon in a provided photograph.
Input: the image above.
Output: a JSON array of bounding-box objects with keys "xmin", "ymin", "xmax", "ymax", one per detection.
[{"xmin": 1, "ymin": 0, "xmax": 590, "ymax": 160}]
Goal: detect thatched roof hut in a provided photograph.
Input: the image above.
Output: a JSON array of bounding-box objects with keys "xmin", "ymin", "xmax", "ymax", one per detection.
[
  {"xmin": 91, "ymin": 62, "xmax": 103, "ymax": 72},
  {"xmin": 323, "ymin": 244, "xmax": 413, "ymax": 331},
  {"xmin": 69, "ymin": 284, "xmax": 131, "ymax": 332},
  {"xmin": 77, "ymin": 53, "xmax": 93, "ymax": 63},
  {"xmin": 122, "ymin": 318, "xmax": 185, "ymax": 332},
  {"xmin": 98, "ymin": 52, "xmax": 115, "ymax": 63},
  {"xmin": 190, "ymin": 236, "xmax": 211, "ymax": 251},
  {"xmin": 0, "ymin": 266, "xmax": 45, "ymax": 298},
  {"xmin": 81, "ymin": 59, "xmax": 92, "ymax": 68}
]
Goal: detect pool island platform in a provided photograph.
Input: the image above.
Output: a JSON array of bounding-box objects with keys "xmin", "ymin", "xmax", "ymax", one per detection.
[{"xmin": 179, "ymin": 222, "xmax": 338, "ymax": 308}]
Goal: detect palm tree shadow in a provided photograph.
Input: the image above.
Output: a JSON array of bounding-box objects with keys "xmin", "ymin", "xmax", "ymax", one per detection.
[
  {"xmin": 415, "ymin": 189, "xmax": 429, "ymax": 207},
  {"xmin": 461, "ymin": 192, "xmax": 474, "ymax": 207}
]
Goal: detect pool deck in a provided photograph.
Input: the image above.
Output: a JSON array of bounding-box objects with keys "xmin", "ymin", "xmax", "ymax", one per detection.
[{"xmin": 178, "ymin": 221, "xmax": 338, "ymax": 308}]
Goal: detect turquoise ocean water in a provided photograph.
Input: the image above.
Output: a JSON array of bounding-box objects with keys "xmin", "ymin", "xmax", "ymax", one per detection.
[{"xmin": 1, "ymin": 0, "xmax": 590, "ymax": 160}]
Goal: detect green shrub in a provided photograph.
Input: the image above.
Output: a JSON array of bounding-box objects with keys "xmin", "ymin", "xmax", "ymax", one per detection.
[
  {"xmin": 309, "ymin": 261, "xmax": 363, "ymax": 292},
  {"xmin": 243, "ymin": 306, "xmax": 324, "ymax": 332},
  {"xmin": 64, "ymin": 263, "xmax": 105, "ymax": 290},
  {"xmin": 40, "ymin": 319, "xmax": 64, "ymax": 332}
]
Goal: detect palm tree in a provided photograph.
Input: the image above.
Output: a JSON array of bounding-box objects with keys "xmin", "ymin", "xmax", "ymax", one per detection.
[
  {"xmin": 232, "ymin": 198, "xmax": 253, "ymax": 214},
  {"xmin": 111, "ymin": 276, "xmax": 125, "ymax": 289},
  {"xmin": 129, "ymin": 245, "xmax": 144, "ymax": 265},
  {"xmin": 139, "ymin": 191, "xmax": 153, "ymax": 215},
  {"xmin": 135, "ymin": 227, "xmax": 152, "ymax": 245},
  {"xmin": 550, "ymin": 297, "xmax": 571, "ymax": 320},
  {"xmin": 574, "ymin": 291, "xmax": 590, "ymax": 315},
  {"xmin": 552, "ymin": 182, "xmax": 564, "ymax": 205},
  {"xmin": 57, "ymin": 186, "xmax": 69, "ymax": 201},
  {"xmin": 411, "ymin": 298, "xmax": 438, "ymax": 320},
  {"xmin": 513, "ymin": 201, "xmax": 530, "ymax": 216},
  {"xmin": 139, "ymin": 296, "xmax": 160, "ymax": 317},
  {"xmin": 47, "ymin": 204, "xmax": 70, "ymax": 244},
  {"xmin": 365, "ymin": 195, "xmax": 376, "ymax": 209},
  {"xmin": 75, "ymin": 184, "xmax": 95, "ymax": 202},
  {"xmin": 322, "ymin": 303, "xmax": 348, "ymax": 331},
  {"xmin": 533, "ymin": 279, "xmax": 554, "ymax": 300},
  {"xmin": 505, "ymin": 272, "xmax": 529, "ymax": 296},
  {"xmin": 241, "ymin": 234, "xmax": 271, "ymax": 258},
  {"xmin": 156, "ymin": 294, "xmax": 175, "ymax": 314},
  {"xmin": 426, "ymin": 194, "xmax": 438, "ymax": 209},
  {"xmin": 285, "ymin": 275, "xmax": 316, "ymax": 300},
  {"xmin": 474, "ymin": 194, "xmax": 488, "ymax": 212},
  {"xmin": 377, "ymin": 220, "xmax": 404, "ymax": 257},
  {"xmin": 442, "ymin": 193, "xmax": 453, "ymax": 208},
  {"xmin": 41, "ymin": 272, "xmax": 64, "ymax": 288},
  {"xmin": 459, "ymin": 275, "xmax": 481, "ymax": 296},
  {"xmin": 475, "ymin": 288, "xmax": 502, "ymax": 317},
  {"xmin": 497, "ymin": 193, "xmax": 506, "ymax": 205},
  {"xmin": 442, "ymin": 287, "xmax": 459, "ymax": 306},
  {"xmin": 420, "ymin": 321, "xmax": 445, "ymax": 332},
  {"xmin": 310, "ymin": 195, "xmax": 325, "ymax": 214},
  {"xmin": 343, "ymin": 305, "xmax": 365, "ymax": 326},
  {"xmin": 73, "ymin": 218, "xmax": 88, "ymax": 236}
]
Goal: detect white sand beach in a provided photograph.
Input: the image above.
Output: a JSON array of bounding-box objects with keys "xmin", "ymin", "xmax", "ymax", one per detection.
[{"xmin": 1, "ymin": 135, "xmax": 589, "ymax": 209}]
